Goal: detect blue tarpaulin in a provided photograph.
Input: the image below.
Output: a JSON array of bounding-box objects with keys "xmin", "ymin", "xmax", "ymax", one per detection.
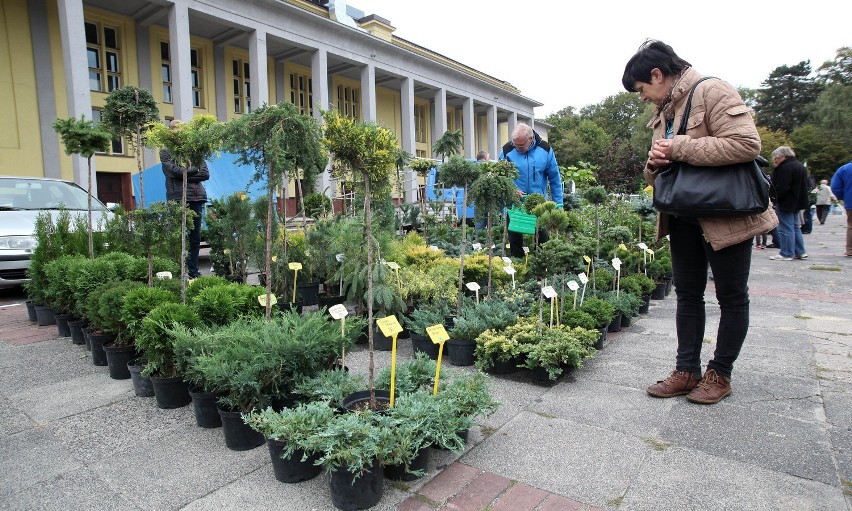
[
  {"xmin": 425, "ymin": 165, "xmax": 475, "ymax": 219},
  {"xmin": 131, "ymin": 152, "xmax": 269, "ymax": 205}
]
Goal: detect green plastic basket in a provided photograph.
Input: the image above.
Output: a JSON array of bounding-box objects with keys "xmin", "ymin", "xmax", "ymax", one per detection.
[{"xmin": 507, "ymin": 207, "xmax": 536, "ymax": 235}]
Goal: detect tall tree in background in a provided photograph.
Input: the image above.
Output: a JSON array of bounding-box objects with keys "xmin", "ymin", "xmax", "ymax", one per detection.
[{"xmin": 755, "ymin": 61, "xmax": 823, "ymax": 133}]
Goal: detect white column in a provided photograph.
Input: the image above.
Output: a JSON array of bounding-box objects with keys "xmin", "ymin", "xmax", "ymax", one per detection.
[
  {"xmin": 487, "ymin": 104, "xmax": 498, "ymax": 161},
  {"xmin": 432, "ymin": 88, "xmax": 446, "ymax": 158},
  {"xmin": 507, "ymin": 112, "xmax": 518, "ymax": 152},
  {"xmin": 462, "ymin": 97, "xmax": 474, "ymax": 159},
  {"xmin": 168, "ymin": 2, "xmax": 192, "ymax": 122},
  {"xmin": 400, "ymin": 77, "xmax": 416, "ymax": 203},
  {"xmin": 56, "ymin": 0, "xmax": 92, "ymax": 189},
  {"xmin": 249, "ymin": 28, "xmax": 268, "ymax": 109},
  {"xmin": 311, "ymin": 49, "xmax": 333, "ymax": 198},
  {"xmin": 360, "ymin": 63, "xmax": 376, "ymax": 122}
]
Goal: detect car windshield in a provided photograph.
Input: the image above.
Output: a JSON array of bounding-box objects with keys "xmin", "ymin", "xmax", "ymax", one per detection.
[{"xmin": 0, "ymin": 178, "xmax": 100, "ymax": 211}]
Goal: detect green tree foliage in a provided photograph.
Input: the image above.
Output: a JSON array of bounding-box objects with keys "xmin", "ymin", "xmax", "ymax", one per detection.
[
  {"xmin": 755, "ymin": 61, "xmax": 823, "ymax": 133},
  {"xmin": 432, "ymin": 129, "xmax": 463, "ymax": 161}
]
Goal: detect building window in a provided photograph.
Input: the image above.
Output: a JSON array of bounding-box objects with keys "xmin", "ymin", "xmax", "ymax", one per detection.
[
  {"xmin": 160, "ymin": 41, "xmax": 171, "ymax": 103},
  {"xmin": 337, "ymin": 85, "xmax": 359, "ymax": 119},
  {"xmin": 289, "ymin": 72, "xmax": 313, "ymax": 116},
  {"xmin": 91, "ymin": 109, "xmax": 124, "ymax": 155},
  {"xmin": 414, "ymin": 104, "xmax": 427, "ymax": 143},
  {"xmin": 233, "ymin": 59, "xmax": 250, "ymax": 113},
  {"xmin": 85, "ymin": 21, "xmax": 121, "ymax": 92},
  {"xmin": 161, "ymin": 42, "xmax": 204, "ymax": 108}
]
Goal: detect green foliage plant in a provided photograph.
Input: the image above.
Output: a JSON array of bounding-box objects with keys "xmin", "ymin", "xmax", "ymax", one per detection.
[
  {"xmin": 52, "ymin": 116, "xmax": 112, "ymax": 258},
  {"xmin": 449, "ymin": 298, "xmax": 518, "ymax": 341},
  {"xmin": 579, "ymin": 297, "xmax": 615, "ymax": 329},
  {"xmin": 468, "ymin": 159, "xmax": 519, "ymax": 295},
  {"xmin": 244, "ymin": 401, "xmax": 336, "ymax": 448},
  {"xmin": 293, "ymin": 369, "xmax": 366, "ymax": 408},
  {"xmin": 376, "ymin": 352, "xmax": 438, "ymax": 397},
  {"xmin": 204, "ymin": 193, "xmax": 254, "ymax": 281},
  {"xmin": 126, "ymin": 201, "xmax": 185, "ymax": 285},
  {"xmin": 323, "ymin": 109, "xmax": 400, "ymax": 406},
  {"xmin": 602, "ymin": 291, "xmax": 643, "ymax": 318},
  {"xmin": 303, "ymin": 192, "xmax": 332, "ymax": 219},
  {"xmin": 404, "ymin": 302, "xmax": 451, "ymax": 337},
  {"xmin": 621, "ymin": 273, "xmax": 656, "ymax": 297},
  {"xmin": 474, "ymin": 328, "xmax": 521, "ymax": 371},
  {"xmin": 224, "ymin": 102, "xmax": 325, "ymax": 318},
  {"xmin": 72, "ymin": 256, "xmax": 119, "ymax": 321},
  {"xmin": 562, "ymin": 309, "xmax": 597, "ymax": 330},
  {"xmin": 145, "ymin": 114, "xmax": 222, "ymax": 303},
  {"xmin": 521, "ymin": 325, "xmax": 599, "ymax": 380},
  {"xmin": 42, "ymin": 255, "xmax": 87, "ymax": 315},
  {"xmin": 95, "ymin": 280, "xmax": 144, "ymax": 344},
  {"xmin": 100, "ymin": 85, "xmax": 159, "ymax": 207},
  {"xmin": 136, "ymin": 302, "xmax": 200, "ymax": 377}
]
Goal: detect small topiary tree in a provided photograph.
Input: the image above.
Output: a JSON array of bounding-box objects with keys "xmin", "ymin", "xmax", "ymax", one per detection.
[{"xmin": 52, "ymin": 116, "xmax": 112, "ymax": 258}]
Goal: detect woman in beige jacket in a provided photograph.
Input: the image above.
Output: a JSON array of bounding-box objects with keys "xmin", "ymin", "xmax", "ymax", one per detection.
[{"xmin": 622, "ymin": 40, "xmax": 778, "ymax": 405}]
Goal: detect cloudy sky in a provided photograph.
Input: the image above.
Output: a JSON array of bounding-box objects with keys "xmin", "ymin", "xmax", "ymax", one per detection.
[{"xmin": 350, "ymin": 0, "xmax": 850, "ymax": 117}]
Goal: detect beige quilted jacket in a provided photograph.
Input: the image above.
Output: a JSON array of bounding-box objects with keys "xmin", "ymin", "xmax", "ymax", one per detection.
[{"xmin": 644, "ymin": 68, "xmax": 778, "ymax": 250}]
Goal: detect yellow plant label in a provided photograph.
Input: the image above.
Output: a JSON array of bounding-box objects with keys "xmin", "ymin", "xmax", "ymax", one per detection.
[
  {"xmin": 426, "ymin": 324, "xmax": 449, "ymax": 344},
  {"xmin": 376, "ymin": 316, "xmax": 403, "ymax": 336},
  {"xmin": 257, "ymin": 294, "xmax": 277, "ymax": 307},
  {"xmin": 288, "ymin": 262, "xmax": 302, "ymax": 270}
]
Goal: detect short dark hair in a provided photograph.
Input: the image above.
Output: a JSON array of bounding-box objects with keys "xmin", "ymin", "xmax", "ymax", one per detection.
[{"xmin": 622, "ymin": 40, "xmax": 691, "ymax": 92}]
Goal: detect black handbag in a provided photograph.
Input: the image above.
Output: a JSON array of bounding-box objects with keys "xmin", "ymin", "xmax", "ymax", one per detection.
[{"xmin": 652, "ymin": 77, "xmax": 770, "ymax": 218}]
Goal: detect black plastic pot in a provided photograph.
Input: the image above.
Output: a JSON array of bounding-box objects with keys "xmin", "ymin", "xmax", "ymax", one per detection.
[
  {"xmin": 486, "ymin": 355, "xmax": 522, "ymax": 375},
  {"xmin": 384, "ymin": 446, "xmax": 430, "ymax": 481},
  {"xmin": 447, "ymin": 338, "xmax": 476, "ymax": 366},
  {"xmin": 103, "ymin": 343, "xmax": 135, "ymax": 379},
  {"xmin": 373, "ymin": 328, "xmax": 394, "ymax": 351},
  {"xmin": 594, "ymin": 328, "xmax": 606, "ymax": 350},
  {"xmin": 410, "ymin": 333, "xmax": 439, "ymax": 360},
  {"xmin": 296, "ymin": 281, "xmax": 320, "ymax": 306},
  {"xmin": 651, "ymin": 282, "xmax": 666, "ymax": 300},
  {"xmin": 607, "ymin": 312, "xmax": 623, "ymax": 333},
  {"xmin": 329, "ymin": 460, "xmax": 384, "ymax": 511},
  {"xmin": 278, "ymin": 300, "xmax": 303, "ymax": 315},
  {"xmin": 128, "ymin": 359, "xmax": 154, "ymax": 397},
  {"xmin": 218, "ymin": 406, "xmax": 265, "ymax": 451},
  {"xmin": 88, "ymin": 332, "xmax": 115, "ymax": 366},
  {"xmin": 340, "ymin": 390, "xmax": 391, "ymax": 413},
  {"xmin": 316, "ymin": 293, "xmax": 345, "ymax": 309},
  {"xmin": 68, "ymin": 320, "xmax": 85, "ymax": 345},
  {"xmin": 34, "ymin": 305, "xmax": 55, "ymax": 326},
  {"xmin": 621, "ymin": 313, "xmax": 633, "ymax": 328},
  {"xmin": 664, "ymin": 277, "xmax": 673, "ymax": 296},
  {"xmin": 150, "ymin": 375, "xmax": 191, "ymax": 409},
  {"xmin": 81, "ymin": 326, "xmax": 91, "ymax": 351},
  {"xmin": 190, "ymin": 388, "xmax": 223, "ymax": 428},
  {"xmin": 25, "ymin": 300, "xmax": 37, "ymax": 322},
  {"xmin": 267, "ymin": 440, "xmax": 322, "ymax": 483},
  {"xmin": 54, "ymin": 313, "xmax": 71, "ymax": 337},
  {"xmin": 639, "ymin": 295, "xmax": 651, "ymax": 314}
]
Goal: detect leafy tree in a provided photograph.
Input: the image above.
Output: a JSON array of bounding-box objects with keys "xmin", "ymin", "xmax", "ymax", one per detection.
[
  {"xmin": 52, "ymin": 116, "xmax": 111, "ymax": 258},
  {"xmin": 432, "ymin": 129, "xmax": 463, "ymax": 161},
  {"xmin": 144, "ymin": 115, "xmax": 222, "ymax": 303},
  {"xmin": 223, "ymin": 102, "xmax": 325, "ymax": 319},
  {"xmin": 755, "ymin": 61, "xmax": 823, "ymax": 133},
  {"xmin": 579, "ymin": 92, "xmax": 646, "ymax": 142},
  {"xmin": 756, "ymin": 126, "xmax": 792, "ymax": 162},
  {"xmin": 815, "ymin": 46, "xmax": 852, "ymax": 86},
  {"xmin": 438, "ymin": 155, "xmax": 480, "ymax": 315},
  {"xmin": 100, "ymin": 85, "xmax": 159, "ymax": 208}
]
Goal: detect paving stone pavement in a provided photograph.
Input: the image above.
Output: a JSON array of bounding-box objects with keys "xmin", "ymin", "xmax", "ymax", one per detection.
[{"xmin": 1, "ymin": 212, "xmax": 851, "ymax": 510}]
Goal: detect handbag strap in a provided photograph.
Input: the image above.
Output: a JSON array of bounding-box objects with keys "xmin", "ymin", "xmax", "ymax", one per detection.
[{"xmin": 676, "ymin": 76, "xmax": 719, "ymax": 135}]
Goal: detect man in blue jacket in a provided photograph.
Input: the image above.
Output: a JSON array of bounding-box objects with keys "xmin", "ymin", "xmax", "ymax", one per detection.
[
  {"xmin": 499, "ymin": 123, "xmax": 563, "ymax": 257},
  {"xmin": 830, "ymin": 159, "xmax": 852, "ymax": 257}
]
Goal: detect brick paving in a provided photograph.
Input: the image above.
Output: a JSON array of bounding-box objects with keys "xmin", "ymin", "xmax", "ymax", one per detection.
[{"xmin": 0, "ymin": 302, "xmax": 58, "ymax": 345}]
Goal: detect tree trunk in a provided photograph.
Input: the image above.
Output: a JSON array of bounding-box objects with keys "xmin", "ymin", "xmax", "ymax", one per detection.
[
  {"xmin": 364, "ymin": 178, "xmax": 376, "ymax": 408},
  {"xmin": 456, "ymin": 184, "xmax": 468, "ymax": 317},
  {"xmin": 486, "ymin": 216, "xmax": 493, "ymax": 298},
  {"xmin": 265, "ymin": 179, "xmax": 274, "ymax": 320},
  {"xmin": 87, "ymin": 157, "xmax": 94, "ymax": 259},
  {"xmin": 296, "ymin": 170, "xmax": 308, "ymax": 234},
  {"xmin": 147, "ymin": 249, "xmax": 154, "ymax": 287},
  {"xmin": 501, "ymin": 211, "xmax": 508, "ymax": 258},
  {"xmin": 180, "ymin": 169, "xmax": 188, "ymax": 304},
  {"xmin": 136, "ymin": 128, "xmax": 145, "ymax": 209}
]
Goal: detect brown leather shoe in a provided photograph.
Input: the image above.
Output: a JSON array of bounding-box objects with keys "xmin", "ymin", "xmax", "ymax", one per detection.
[
  {"xmin": 647, "ymin": 370, "xmax": 700, "ymax": 398},
  {"xmin": 686, "ymin": 368, "xmax": 732, "ymax": 404}
]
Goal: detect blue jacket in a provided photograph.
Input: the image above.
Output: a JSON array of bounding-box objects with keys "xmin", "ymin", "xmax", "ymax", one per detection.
[
  {"xmin": 498, "ymin": 132, "xmax": 563, "ymax": 207},
  {"xmin": 830, "ymin": 161, "xmax": 852, "ymax": 210}
]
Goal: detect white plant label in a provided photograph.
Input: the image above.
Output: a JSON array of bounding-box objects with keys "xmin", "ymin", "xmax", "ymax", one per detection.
[
  {"xmin": 611, "ymin": 258, "xmax": 621, "ymax": 271},
  {"xmin": 578, "ymin": 272, "xmax": 589, "ymax": 284},
  {"xmin": 385, "ymin": 261, "xmax": 400, "ymax": 270},
  {"xmin": 503, "ymin": 266, "xmax": 516, "ymax": 275},
  {"xmin": 156, "ymin": 271, "xmax": 172, "ymax": 280},
  {"xmin": 328, "ymin": 304, "xmax": 348, "ymax": 320},
  {"xmin": 522, "ymin": 246, "xmax": 530, "ymax": 254},
  {"xmin": 541, "ymin": 285, "xmax": 557, "ymax": 298},
  {"xmin": 637, "ymin": 242, "xmax": 648, "ymax": 250},
  {"xmin": 465, "ymin": 282, "xmax": 480, "ymax": 291},
  {"xmin": 471, "ymin": 243, "xmax": 482, "ymax": 251},
  {"xmin": 335, "ymin": 253, "xmax": 345, "ymax": 262},
  {"xmin": 429, "ymin": 245, "xmax": 439, "ymax": 251},
  {"xmin": 501, "ymin": 256, "xmax": 513, "ymax": 265},
  {"xmin": 567, "ymin": 281, "xmax": 580, "ymax": 291}
]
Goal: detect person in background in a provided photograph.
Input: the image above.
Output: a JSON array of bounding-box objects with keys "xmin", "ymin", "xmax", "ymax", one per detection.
[
  {"xmin": 801, "ymin": 174, "xmax": 816, "ymax": 234},
  {"xmin": 830, "ymin": 159, "xmax": 852, "ymax": 257},
  {"xmin": 813, "ymin": 179, "xmax": 837, "ymax": 225},
  {"xmin": 498, "ymin": 123, "xmax": 563, "ymax": 258},
  {"xmin": 476, "ymin": 150, "xmax": 489, "ymax": 162},
  {"xmin": 769, "ymin": 146, "xmax": 809, "ymax": 261},
  {"xmin": 161, "ymin": 119, "xmax": 210, "ymax": 279},
  {"xmin": 622, "ymin": 39, "xmax": 777, "ymax": 405}
]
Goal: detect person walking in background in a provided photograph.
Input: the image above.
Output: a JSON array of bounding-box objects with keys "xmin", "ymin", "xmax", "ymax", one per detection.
[
  {"xmin": 801, "ymin": 174, "xmax": 816, "ymax": 234},
  {"xmin": 162, "ymin": 119, "xmax": 210, "ymax": 279},
  {"xmin": 813, "ymin": 179, "xmax": 837, "ymax": 225},
  {"xmin": 770, "ymin": 146, "xmax": 809, "ymax": 261},
  {"xmin": 498, "ymin": 123, "xmax": 563, "ymax": 258},
  {"xmin": 622, "ymin": 40, "xmax": 777, "ymax": 405},
  {"xmin": 830, "ymin": 159, "xmax": 852, "ymax": 257}
]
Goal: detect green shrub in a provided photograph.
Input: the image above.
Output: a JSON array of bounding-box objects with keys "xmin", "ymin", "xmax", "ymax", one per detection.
[
  {"xmin": 579, "ymin": 297, "xmax": 614, "ymax": 329},
  {"xmin": 136, "ymin": 302, "xmax": 200, "ymax": 377}
]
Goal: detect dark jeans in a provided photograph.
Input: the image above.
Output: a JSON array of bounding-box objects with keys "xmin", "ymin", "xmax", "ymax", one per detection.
[
  {"xmin": 507, "ymin": 223, "xmax": 549, "ymax": 258},
  {"xmin": 815, "ymin": 204, "xmax": 831, "ymax": 224},
  {"xmin": 801, "ymin": 206, "xmax": 813, "ymax": 234},
  {"xmin": 187, "ymin": 201, "xmax": 204, "ymax": 278},
  {"xmin": 669, "ymin": 216, "xmax": 752, "ymax": 377}
]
